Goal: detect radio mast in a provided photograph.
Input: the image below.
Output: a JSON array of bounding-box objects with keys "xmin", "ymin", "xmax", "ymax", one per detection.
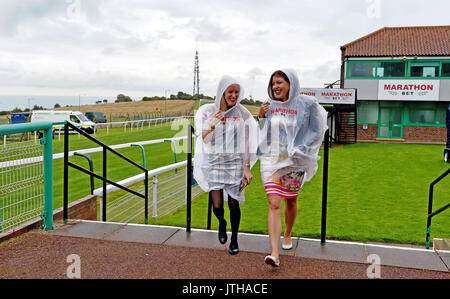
[{"xmin": 193, "ymin": 44, "xmax": 200, "ymax": 97}]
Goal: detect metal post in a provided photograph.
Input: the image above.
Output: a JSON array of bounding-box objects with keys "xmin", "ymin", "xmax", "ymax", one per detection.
[
  {"xmin": 63, "ymin": 123, "xmax": 69, "ymax": 223},
  {"xmin": 0, "ymin": 192, "xmax": 3, "ymax": 233},
  {"xmin": 164, "ymin": 140, "xmax": 178, "ymax": 173},
  {"xmin": 131, "ymin": 144, "xmax": 147, "ymax": 169},
  {"xmin": 426, "ymin": 184, "xmax": 433, "ymax": 249},
  {"xmin": 186, "ymin": 125, "xmax": 193, "ymax": 234},
  {"xmin": 145, "ymin": 170, "xmax": 149, "ymax": 224},
  {"xmin": 73, "ymin": 152, "xmax": 95, "ymax": 195},
  {"xmin": 41, "ymin": 127, "xmax": 54, "ymax": 230},
  {"xmin": 321, "ymin": 129, "xmax": 330, "ymax": 246},
  {"xmin": 153, "ymin": 176, "xmax": 158, "ymax": 218},
  {"xmin": 102, "ymin": 148, "xmax": 107, "ymax": 222}
]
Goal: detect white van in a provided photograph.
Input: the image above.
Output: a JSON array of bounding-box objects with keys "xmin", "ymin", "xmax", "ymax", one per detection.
[{"xmin": 30, "ymin": 110, "xmax": 96, "ymax": 135}]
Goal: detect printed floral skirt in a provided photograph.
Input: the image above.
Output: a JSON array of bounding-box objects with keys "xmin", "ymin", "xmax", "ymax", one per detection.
[{"xmin": 264, "ymin": 167, "xmax": 305, "ymax": 199}]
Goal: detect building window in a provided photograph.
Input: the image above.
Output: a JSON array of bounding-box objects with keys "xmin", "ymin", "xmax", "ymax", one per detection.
[
  {"xmin": 357, "ymin": 101, "xmax": 379, "ymax": 124},
  {"xmin": 441, "ymin": 62, "xmax": 450, "ymax": 77},
  {"xmin": 407, "ymin": 102, "xmax": 447, "ymax": 126},
  {"xmin": 410, "ymin": 62, "xmax": 440, "ymax": 78},
  {"xmin": 348, "ymin": 62, "xmax": 377, "ymax": 78},
  {"xmin": 347, "ymin": 61, "xmax": 406, "ymax": 78},
  {"xmin": 377, "ymin": 62, "xmax": 406, "ymax": 77},
  {"xmin": 347, "ymin": 60, "xmax": 450, "ymax": 78},
  {"xmin": 409, "ymin": 109, "xmax": 435, "ymax": 124}
]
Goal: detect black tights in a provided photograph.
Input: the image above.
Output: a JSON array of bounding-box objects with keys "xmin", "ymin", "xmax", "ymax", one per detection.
[{"xmin": 210, "ymin": 190, "xmax": 241, "ymax": 243}]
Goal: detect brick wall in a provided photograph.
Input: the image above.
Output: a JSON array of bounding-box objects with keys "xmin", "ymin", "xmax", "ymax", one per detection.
[
  {"xmin": 357, "ymin": 124, "xmax": 447, "ymax": 143},
  {"xmin": 404, "ymin": 126, "xmax": 447, "ymax": 143},
  {"xmin": 357, "ymin": 124, "xmax": 378, "ymax": 141},
  {"xmin": 0, "ymin": 195, "xmax": 97, "ymax": 243}
]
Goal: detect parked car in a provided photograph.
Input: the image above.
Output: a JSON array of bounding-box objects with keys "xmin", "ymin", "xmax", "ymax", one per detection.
[{"xmin": 85, "ymin": 111, "xmax": 107, "ymax": 123}]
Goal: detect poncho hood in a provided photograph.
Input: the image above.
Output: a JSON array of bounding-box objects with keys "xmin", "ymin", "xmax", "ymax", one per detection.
[
  {"xmin": 282, "ymin": 68, "xmax": 301, "ymax": 104},
  {"xmin": 214, "ymin": 75, "xmax": 244, "ymax": 112},
  {"xmin": 258, "ymin": 68, "xmax": 328, "ymax": 183},
  {"xmin": 194, "ymin": 75, "xmax": 258, "ymax": 203}
]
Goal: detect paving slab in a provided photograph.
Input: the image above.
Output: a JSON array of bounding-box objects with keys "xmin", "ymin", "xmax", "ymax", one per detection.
[
  {"xmin": 51, "ymin": 220, "xmax": 126, "ymax": 240},
  {"xmin": 104, "ymin": 223, "xmax": 179, "ymax": 244},
  {"xmin": 295, "ymin": 239, "xmax": 367, "ymax": 264},
  {"xmin": 365, "ymin": 244, "xmax": 448, "ymax": 272},
  {"xmin": 436, "ymin": 250, "xmax": 450, "ymax": 271},
  {"xmin": 228, "ymin": 233, "xmax": 298, "ymax": 256},
  {"xmin": 163, "ymin": 228, "xmax": 229, "ymax": 251}
]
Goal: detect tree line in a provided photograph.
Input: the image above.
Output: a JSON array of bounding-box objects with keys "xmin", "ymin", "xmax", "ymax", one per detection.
[
  {"xmin": 118, "ymin": 92, "xmax": 262, "ymax": 106},
  {"xmin": 0, "ymin": 91, "xmax": 263, "ymax": 116}
]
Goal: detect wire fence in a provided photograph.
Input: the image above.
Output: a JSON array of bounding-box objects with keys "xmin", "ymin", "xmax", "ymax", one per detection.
[
  {"xmin": 0, "ymin": 139, "xmax": 44, "ymax": 233},
  {"xmin": 94, "ymin": 162, "xmax": 204, "ymax": 224}
]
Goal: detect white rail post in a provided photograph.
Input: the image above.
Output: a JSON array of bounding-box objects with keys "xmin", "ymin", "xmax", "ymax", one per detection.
[{"xmin": 152, "ymin": 175, "xmax": 158, "ymax": 218}]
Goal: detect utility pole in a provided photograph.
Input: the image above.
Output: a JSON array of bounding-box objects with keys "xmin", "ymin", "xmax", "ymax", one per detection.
[
  {"xmin": 165, "ymin": 89, "xmax": 170, "ymax": 117},
  {"xmin": 78, "ymin": 93, "xmax": 86, "ymax": 111},
  {"xmin": 193, "ymin": 44, "xmax": 200, "ymax": 98}
]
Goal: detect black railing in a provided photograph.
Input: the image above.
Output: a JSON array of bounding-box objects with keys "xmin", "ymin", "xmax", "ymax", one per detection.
[
  {"xmin": 186, "ymin": 125, "xmax": 194, "ymax": 233},
  {"xmin": 63, "ymin": 122, "xmax": 149, "ymax": 223},
  {"xmin": 202, "ymin": 127, "xmax": 331, "ymax": 247},
  {"xmin": 425, "ymin": 168, "xmax": 450, "ymax": 249}
]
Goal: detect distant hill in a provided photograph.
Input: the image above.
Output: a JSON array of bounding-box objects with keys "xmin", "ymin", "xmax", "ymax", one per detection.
[{"xmin": 56, "ymin": 100, "xmax": 198, "ymax": 116}]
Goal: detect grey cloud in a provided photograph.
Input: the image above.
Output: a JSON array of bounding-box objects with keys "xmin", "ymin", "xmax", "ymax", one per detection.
[{"xmin": 187, "ymin": 17, "xmax": 233, "ymax": 42}]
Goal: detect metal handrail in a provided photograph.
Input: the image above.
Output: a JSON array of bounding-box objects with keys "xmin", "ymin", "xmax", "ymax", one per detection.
[
  {"xmin": 63, "ymin": 122, "xmax": 149, "ymax": 223},
  {"xmin": 425, "ymin": 168, "xmax": 450, "ymax": 249}
]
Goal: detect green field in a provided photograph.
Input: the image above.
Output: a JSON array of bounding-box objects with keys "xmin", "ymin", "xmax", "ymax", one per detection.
[
  {"xmin": 4, "ymin": 121, "xmax": 449, "ymax": 246},
  {"xmin": 148, "ymin": 143, "xmax": 449, "ymax": 245}
]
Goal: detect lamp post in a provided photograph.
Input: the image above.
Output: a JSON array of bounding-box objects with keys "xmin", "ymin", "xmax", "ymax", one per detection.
[{"xmin": 78, "ymin": 93, "xmax": 87, "ymax": 111}]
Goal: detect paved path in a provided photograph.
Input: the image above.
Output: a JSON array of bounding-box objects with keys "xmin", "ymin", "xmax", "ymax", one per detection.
[{"xmin": 0, "ymin": 220, "xmax": 448, "ymax": 280}]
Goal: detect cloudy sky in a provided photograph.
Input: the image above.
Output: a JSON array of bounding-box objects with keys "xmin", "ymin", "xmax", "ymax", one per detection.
[{"xmin": 0, "ymin": 0, "xmax": 449, "ymax": 110}]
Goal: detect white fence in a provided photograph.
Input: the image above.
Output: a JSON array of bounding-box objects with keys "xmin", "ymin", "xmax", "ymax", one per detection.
[
  {"xmin": 93, "ymin": 116, "xmax": 194, "ymax": 136},
  {"xmin": 93, "ymin": 160, "xmax": 203, "ymax": 222}
]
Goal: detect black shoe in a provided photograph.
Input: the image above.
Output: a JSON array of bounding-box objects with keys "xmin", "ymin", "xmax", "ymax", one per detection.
[
  {"xmin": 228, "ymin": 240, "xmax": 239, "ymax": 255},
  {"xmin": 218, "ymin": 220, "xmax": 227, "ymax": 244}
]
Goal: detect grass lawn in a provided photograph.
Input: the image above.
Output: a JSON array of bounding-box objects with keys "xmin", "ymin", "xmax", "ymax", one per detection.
[
  {"xmin": 40, "ymin": 123, "xmax": 450, "ymax": 246},
  {"xmin": 147, "ymin": 143, "xmax": 450, "ymax": 246}
]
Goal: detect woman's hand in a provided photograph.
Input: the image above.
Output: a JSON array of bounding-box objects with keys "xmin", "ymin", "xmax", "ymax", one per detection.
[
  {"xmin": 259, "ymin": 102, "xmax": 270, "ymax": 119},
  {"xmin": 240, "ymin": 165, "xmax": 253, "ymax": 191},
  {"xmin": 203, "ymin": 111, "xmax": 224, "ymax": 143},
  {"xmin": 209, "ymin": 111, "xmax": 225, "ymax": 130}
]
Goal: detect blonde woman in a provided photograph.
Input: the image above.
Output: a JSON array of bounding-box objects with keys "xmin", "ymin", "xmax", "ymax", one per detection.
[{"xmin": 194, "ymin": 75, "xmax": 257, "ymax": 255}]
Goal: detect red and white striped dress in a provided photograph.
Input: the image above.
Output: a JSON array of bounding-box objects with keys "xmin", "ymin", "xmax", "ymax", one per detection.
[{"xmin": 263, "ymin": 167, "xmax": 305, "ymax": 199}]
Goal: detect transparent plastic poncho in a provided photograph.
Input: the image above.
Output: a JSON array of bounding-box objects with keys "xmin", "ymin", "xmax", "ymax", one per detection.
[
  {"xmin": 193, "ymin": 75, "xmax": 258, "ymax": 203},
  {"xmin": 258, "ymin": 69, "xmax": 328, "ymax": 184}
]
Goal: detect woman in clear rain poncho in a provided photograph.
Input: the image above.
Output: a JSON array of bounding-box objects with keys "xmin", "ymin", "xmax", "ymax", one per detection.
[
  {"xmin": 258, "ymin": 69, "xmax": 328, "ymax": 267},
  {"xmin": 194, "ymin": 75, "xmax": 257, "ymax": 255}
]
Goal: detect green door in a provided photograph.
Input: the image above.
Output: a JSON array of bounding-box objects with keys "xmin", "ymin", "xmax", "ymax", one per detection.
[{"xmin": 378, "ymin": 107, "xmax": 403, "ymax": 139}]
